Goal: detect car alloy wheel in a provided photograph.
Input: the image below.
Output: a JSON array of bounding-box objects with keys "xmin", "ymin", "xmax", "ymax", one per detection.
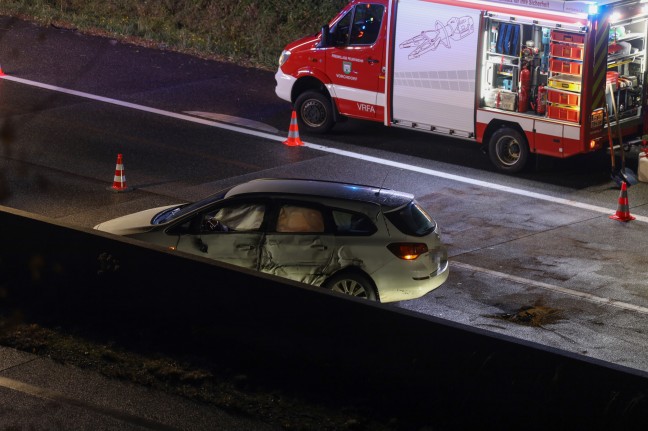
[{"xmin": 325, "ymin": 272, "xmax": 377, "ymax": 301}]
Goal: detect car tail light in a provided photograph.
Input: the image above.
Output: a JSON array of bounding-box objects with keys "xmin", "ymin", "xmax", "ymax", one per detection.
[{"xmin": 387, "ymin": 243, "xmax": 428, "ymax": 260}]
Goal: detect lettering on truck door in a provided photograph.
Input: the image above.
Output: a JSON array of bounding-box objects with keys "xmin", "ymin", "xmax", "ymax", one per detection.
[
  {"xmin": 326, "ymin": 3, "xmax": 386, "ymax": 120},
  {"xmin": 392, "ymin": 1, "xmax": 480, "ymax": 136}
]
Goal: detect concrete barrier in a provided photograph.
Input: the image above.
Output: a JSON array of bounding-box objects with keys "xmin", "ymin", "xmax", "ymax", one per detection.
[{"xmin": 1, "ymin": 206, "xmax": 647, "ymax": 429}]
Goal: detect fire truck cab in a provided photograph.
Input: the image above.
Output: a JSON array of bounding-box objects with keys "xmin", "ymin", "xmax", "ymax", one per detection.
[{"xmin": 275, "ymin": 0, "xmax": 648, "ymax": 173}]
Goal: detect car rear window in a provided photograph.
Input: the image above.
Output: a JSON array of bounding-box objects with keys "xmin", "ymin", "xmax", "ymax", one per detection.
[{"xmin": 384, "ymin": 202, "xmax": 436, "ymax": 237}]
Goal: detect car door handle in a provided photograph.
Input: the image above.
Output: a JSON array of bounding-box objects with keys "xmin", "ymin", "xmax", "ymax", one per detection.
[
  {"xmin": 367, "ymin": 58, "xmax": 379, "ymax": 64},
  {"xmin": 236, "ymin": 244, "xmax": 255, "ymax": 251},
  {"xmin": 311, "ymin": 244, "xmax": 327, "ymax": 250}
]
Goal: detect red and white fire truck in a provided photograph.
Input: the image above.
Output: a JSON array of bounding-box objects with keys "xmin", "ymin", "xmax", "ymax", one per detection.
[{"xmin": 275, "ymin": 0, "xmax": 648, "ymax": 172}]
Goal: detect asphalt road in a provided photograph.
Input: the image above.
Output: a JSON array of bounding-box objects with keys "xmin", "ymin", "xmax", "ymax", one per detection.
[{"xmin": 1, "ymin": 10, "xmax": 648, "ymax": 401}]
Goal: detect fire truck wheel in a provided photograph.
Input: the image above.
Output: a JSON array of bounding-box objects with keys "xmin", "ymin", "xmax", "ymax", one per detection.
[
  {"xmin": 295, "ymin": 91, "xmax": 335, "ymax": 133},
  {"xmin": 488, "ymin": 127, "xmax": 529, "ymax": 173}
]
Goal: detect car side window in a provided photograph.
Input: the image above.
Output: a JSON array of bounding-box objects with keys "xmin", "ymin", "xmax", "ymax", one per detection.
[
  {"xmin": 276, "ymin": 205, "xmax": 325, "ymax": 233},
  {"xmin": 202, "ymin": 202, "xmax": 265, "ymax": 233},
  {"xmin": 332, "ymin": 210, "xmax": 376, "ymax": 235}
]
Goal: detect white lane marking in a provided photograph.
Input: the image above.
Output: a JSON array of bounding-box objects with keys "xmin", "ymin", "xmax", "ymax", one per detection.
[
  {"xmin": 0, "ymin": 375, "xmax": 182, "ymax": 430},
  {"xmin": 184, "ymin": 111, "xmax": 279, "ymax": 133},
  {"xmin": 0, "ymin": 75, "xmax": 282, "ymax": 141},
  {"xmin": 453, "ymin": 261, "xmax": 648, "ymax": 315},
  {"xmin": 3, "ymin": 74, "xmax": 646, "ymax": 223}
]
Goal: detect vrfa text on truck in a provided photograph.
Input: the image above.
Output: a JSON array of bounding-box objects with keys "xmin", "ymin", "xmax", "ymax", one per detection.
[{"xmin": 275, "ymin": 0, "xmax": 648, "ymax": 172}]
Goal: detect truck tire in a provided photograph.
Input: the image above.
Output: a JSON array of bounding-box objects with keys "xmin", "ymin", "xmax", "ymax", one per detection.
[
  {"xmin": 488, "ymin": 127, "xmax": 529, "ymax": 173},
  {"xmin": 295, "ymin": 91, "xmax": 335, "ymax": 133}
]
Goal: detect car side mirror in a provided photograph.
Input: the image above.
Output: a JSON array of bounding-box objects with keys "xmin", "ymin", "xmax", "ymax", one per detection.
[{"xmin": 168, "ymin": 217, "xmax": 200, "ymax": 236}]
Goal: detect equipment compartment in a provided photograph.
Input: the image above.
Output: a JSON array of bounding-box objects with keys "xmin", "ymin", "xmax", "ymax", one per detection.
[
  {"xmin": 548, "ymin": 74, "xmax": 582, "ymax": 92},
  {"xmin": 551, "ymin": 31, "xmax": 585, "ymax": 44},
  {"xmin": 549, "ymin": 58, "xmax": 582, "ymax": 75},
  {"xmin": 550, "ymin": 44, "xmax": 584, "ymax": 60},
  {"xmin": 547, "ymin": 89, "xmax": 580, "ymax": 106},
  {"xmin": 547, "ymin": 104, "xmax": 580, "ymax": 122}
]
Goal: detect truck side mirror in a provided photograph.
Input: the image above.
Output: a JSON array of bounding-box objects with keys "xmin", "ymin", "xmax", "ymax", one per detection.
[{"xmin": 319, "ymin": 24, "xmax": 332, "ymax": 48}]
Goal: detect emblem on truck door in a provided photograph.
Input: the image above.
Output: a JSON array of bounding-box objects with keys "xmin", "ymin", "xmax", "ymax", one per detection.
[{"xmin": 343, "ymin": 61, "xmax": 352, "ymax": 75}]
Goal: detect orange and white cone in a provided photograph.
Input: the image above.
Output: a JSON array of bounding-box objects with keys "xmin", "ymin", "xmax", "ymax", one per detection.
[
  {"xmin": 109, "ymin": 153, "xmax": 131, "ymax": 192},
  {"xmin": 283, "ymin": 110, "xmax": 303, "ymax": 146},
  {"xmin": 609, "ymin": 181, "xmax": 635, "ymax": 222}
]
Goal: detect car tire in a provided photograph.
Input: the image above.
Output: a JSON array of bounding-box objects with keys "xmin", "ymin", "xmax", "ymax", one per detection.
[
  {"xmin": 324, "ymin": 272, "xmax": 378, "ymax": 301},
  {"xmin": 488, "ymin": 127, "xmax": 529, "ymax": 173},
  {"xmin": 295, "ymin": 91, "xmax": 335, "ymax": 133}
]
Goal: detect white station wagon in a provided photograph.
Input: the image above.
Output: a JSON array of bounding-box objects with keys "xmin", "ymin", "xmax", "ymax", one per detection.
[{"xmin": 94, "ymin": 178, "xmax": 449, "ymax": 302}]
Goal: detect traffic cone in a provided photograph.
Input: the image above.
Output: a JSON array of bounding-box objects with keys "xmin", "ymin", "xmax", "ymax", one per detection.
[
  {"xmin": 0, "ymin": 64, "xmax": 4, "ymax": 76},
  {"xmin": 609, "ymin": 181, "xmax": 635, "ymax": 222},
  {"xmin": 283, "ymin": 110, "xmax": 303, "ymax": 146},
  {"xmin": 109, "ymin": 153, "xmax": 131, "ymax": 192}
]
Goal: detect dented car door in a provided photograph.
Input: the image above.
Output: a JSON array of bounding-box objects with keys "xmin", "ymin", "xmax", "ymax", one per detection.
[
  {"xmin": 261, "ymin": 203, "xmax": 336, "ymax": 285},
  {"xmin": 175, "ymin": 200, "xmax": 266, "ymax": 270}
]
